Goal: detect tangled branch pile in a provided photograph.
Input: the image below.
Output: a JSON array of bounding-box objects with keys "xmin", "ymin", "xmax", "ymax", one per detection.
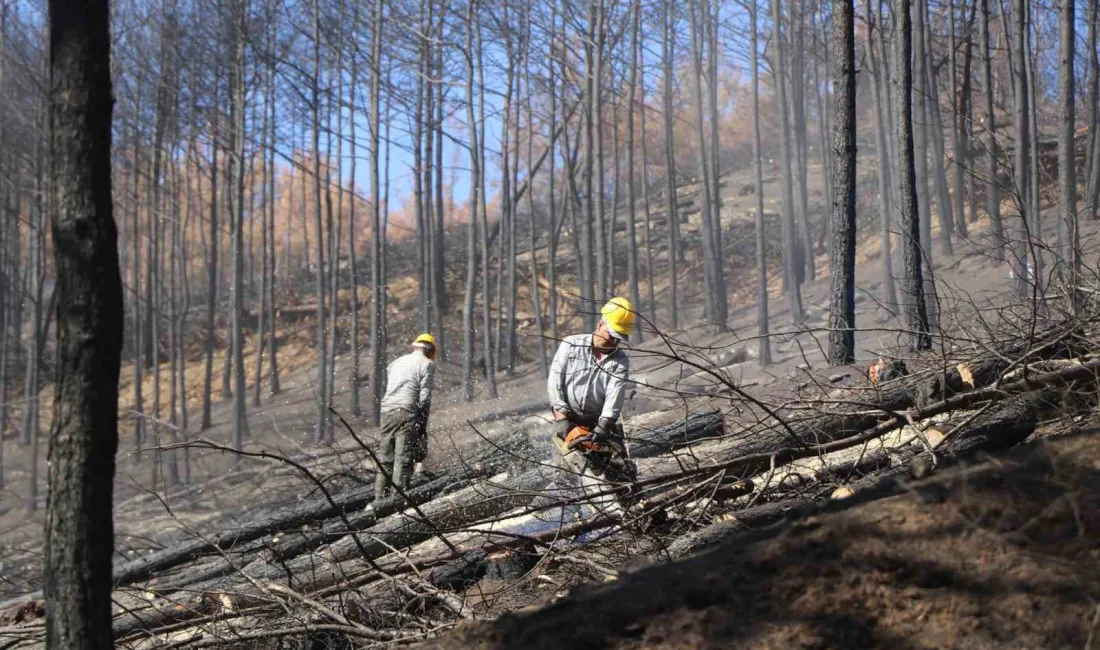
[{"xmin": 2, "ymin": 320, "xmax": 1099, "ymax": 649}]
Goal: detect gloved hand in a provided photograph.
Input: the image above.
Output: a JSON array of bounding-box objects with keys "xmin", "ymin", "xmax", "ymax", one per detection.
[
  {"xmin": 593, "ymin": 425, "xmax": 626, "ymax": 455},
  {"xmin": 553, "ymin": 418, "xmax": 572, "ymax": 440},
  {"xmin": 571, "ymin": 424, "xmax": 625, "ymax": 455},
  {"xmin": 597, "ymin": 418, "xmax": 626, "ymax": 455}
]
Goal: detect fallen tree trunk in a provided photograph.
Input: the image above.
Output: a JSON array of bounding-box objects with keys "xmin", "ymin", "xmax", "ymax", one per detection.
[
  {"xmin": 262, "ymin": 474, "xmax": 480, "ymax": 564},
  {"xmin": 812, "ymin": 449, "xmax": 893, "ymax": 482},
  {"xmin": 639, "ymin": 357, "xmax": 1100, "ymax": 493},
  {"xmin": 733, "ymin": 328, "xmax": 1077, "ymax": 457},
  {"xmin": 659, "ymin": 381, "xmax": 1085, "ymax": 561},
  {"xmin": 108, "ymin": 479, "xmax": 391, "ymax": 589},
  {"xmin": 627, "ymin": 412, "xmax": 724, "ymax": 457},
  {"xmin": 104, "ymin": 414, "xmax": 725, "ymax": 638},
  {"xmin": 133, "ymin": 474, "xmax": 486, "ymax": 595},
  {"xmin": 316, "ymin": 413, "xmax": 722, "ymax": 567},
  {"xmin": 102, "ymin": 411, "xmax": 572, "ymax": 596}
]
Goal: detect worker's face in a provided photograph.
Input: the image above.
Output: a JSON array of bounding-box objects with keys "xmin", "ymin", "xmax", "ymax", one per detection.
[{"xmin": 592, "ymin": 321, "xmax": 620, "ymax": 353}]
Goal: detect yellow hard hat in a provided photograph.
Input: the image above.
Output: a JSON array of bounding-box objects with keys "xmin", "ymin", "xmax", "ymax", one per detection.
[
  {"xmin": 600, "ymin": 297, "xmax": 635, "ymax": 341},
  {"xmin": 413, "ymin": 333, "xmax": 437, "ymax": 348}
]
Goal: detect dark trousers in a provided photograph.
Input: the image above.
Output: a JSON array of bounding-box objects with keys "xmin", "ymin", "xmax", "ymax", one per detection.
[{"xmin": 374, "ymin": 411, "xmax": 421, "ymax": 499}]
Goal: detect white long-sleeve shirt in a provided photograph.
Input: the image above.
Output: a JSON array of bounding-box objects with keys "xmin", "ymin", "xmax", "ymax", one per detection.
[
  {"xmin": 380, "ymin": 352, "xmax": 435, "ymax": 416},
  {"xmin": 547, "ymin": 334, "xmax": 630, "ymax": 423}
]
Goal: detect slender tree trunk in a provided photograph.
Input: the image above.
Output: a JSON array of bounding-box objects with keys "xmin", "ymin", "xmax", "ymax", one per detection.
[
  {"xmin": 547, "ymin": 6, "xmax": 560, "ymax": 342},
  {"xmin": 475, "ymin": 8, "xmax": 497, "ymax": 398},
  {"xmin": 420, "ymin": 1, "xmax": 435, "ymax": 340},
  {"xmin": 790, "ymin": 0, "xmax": 815, "ymax": 284},
  {"xmin": 960, "ymin": 0, "xmax": 979, "ymax": 231},
  {"xmin": 311, "ymin": 0, "xmax": 329, "ymax": 436},
  {"xmin": 949, "ymin": 0, "xmax": 968, "ymax": 237},
  {"xmin": 579, "ymin": 1, "xmax": 596, "ymax": 325},
  {"xmin": 462, "ymin": 0, "xmax": 479, "ymax": 402},
  {"xmin": 980, "ymin": 0, "xmax": 1004, "ymax": 257},
  {"xmin": 914, "ymin": 0, "xmax": 939, "ymax": 328},
  {"xmin": 1085, "ymin": 0, "xmax": 1100, "ymax": 221},
  {"xmin": 133, "ymin": 91, "xmax": 147, "ymax": 448},
  {"xmin": 609, "ymin": 100, "xmax": 620, "ymax": 297},
  {"xmin": 750, "ymin": 0, "xmax": 772, "ymax": 365},
  {"xmin": 324, "ymin": 42, "xmax": 343, "ymax": 443},
  {"xmin": 866, "ymin": 0, "xmax": 898, "ymax": 312},
  {"xmin": 626, "ymin": 0, "xmax": 641, "ymax": 333},
  {"xmin": 639, "ymin": 55, "xmax": 656, "ymax": 322},
  {"xmin": 593, "ymin": 0, "xmax": 608, "ymax": 304},
  {"xmin": 147, "ymin": 44, "xmax": 170, "ymax": 485},
  {"xmin": 432, "ymin": 19, "xmax": 447, "ymax": 355},
  {"xmin": 348, "ymin": 7, "xmax": 362, "ymax": 417},
  {"xmin": 383, "ymin": 66, "xmax": 393, "ymax": 341},
  {"xmin": 24, "ymin": 136, "xmax": 45, "ymax": 506},
  {"xmin": 1024, "ymin": 2, "xmax": 1043, "ymax": 296},
  {"xmin": 285, "ymin": 144, "xmax": 294, "ymax": 280},
  {"xmin": 299, "ymin": 127, "xmax": 310, "ymax": 271},
  {"xmin": 896, "ymin": 0, "xmax": 933, "ymax": 351},
  {"xmin": 254, "ymin": 48, "xmax": 270, "ymax": 410},
  {"xmin": 828, "ymin": 0, "xmax": 857, "ymax": 366},
  {"xmin": 525, "ymin": 54, "xmax": 548, "ymax": 377},
  {"xmin": 688, "ymin": 0, "xmax": 722, "ymax": 330},
  {"xmin": 773, "ymin": 0, "xmax": 805, "ymax": 325},
  {"xmin": 200, "ymin": 89, "xmax": 217, "ymax": 431},
  {"xmin": 923, "ymin": 5, "xmax": 955, "ymax": 255},
  {"xmin": 492, "ymin": 47, "xmax": 510, "ymax": 371},
  {"xmin": 163, "ymin": 157, "xmax": 179, "ymax": 488},
  {"xmin": 44, "ymin": 0, "xmax": 122, "ymax": 643},
  {"xmin": 369, "ymin": 0, "xmax": 388, "ymax": 423},
  {"xmin": 1057, "ymin": 0, "xmax": 1078, "ymax": 310},
  {"xmin": 230, "ymin": 1, "xmax": 249, "ymax": 464},
  {"xmin": 1011, "ymin": 0, "xmax": 1030, "ymax": 297},
  {"xmin": 413, "ymin": 7, "xmax": 427, "ymax": 332},
  {"xmin": 503, "ymin": 22, "xmax": 519, "ymax": 374},
  {"xmin": 179, "ymin": 142, "xmax": 193, "ymax": 483},
  {"xmin": 265, "ymin": 9, "xmax": 280, "ymax": 397},
  {"xmin": 811, "ymin": 5, "xmax": 834, "ymax": 252},
  {"xmin": 707, "ymin": 0, "xmax": 727, "ymax": 328},
  {"xmin": 220, "ymin": 145, "xmax": 233, "ymax": 401},
  {"xmin": 880, "ymin": 0, "xmax": 897, "ymax": 165},
  {"xmin": 913, "ymin": 0, "xmax": 933, "ymax": 263},
  {"xmin": 662, "ymin": 0, "xmax": 680, "ymax": 328}
]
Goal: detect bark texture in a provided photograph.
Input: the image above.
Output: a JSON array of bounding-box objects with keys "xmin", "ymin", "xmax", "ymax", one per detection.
[
  {"xmin": 828, "ymin": 0, "xmax": 857, "ymax": 365},
  {"xmin": 44, "ymin": 0, "xmax": 122, "ymax": 646}
]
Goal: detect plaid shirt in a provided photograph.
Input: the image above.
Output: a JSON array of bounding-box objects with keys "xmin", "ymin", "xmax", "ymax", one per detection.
[{"xmin": 547, "ymin": 334, "xmax": 630, "ymax": 424}]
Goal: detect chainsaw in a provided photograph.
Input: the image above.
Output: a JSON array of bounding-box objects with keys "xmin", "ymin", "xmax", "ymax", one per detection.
[{"xmin": 553, "ymin": 424, "xmax": 639, "ymax": 500}]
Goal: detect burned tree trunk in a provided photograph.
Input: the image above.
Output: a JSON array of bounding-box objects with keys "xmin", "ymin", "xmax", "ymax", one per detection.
[
  {"xmin": 865, "ymin": 0, "xmax": 897, "ymax": 312},
  {"xmin": 773, "ymin": 0, "xmax": 805, "ymax": 325},
  {"xmin": 895, "ymin": 0, "xmax": 933, "ymax": 351},
  {"xmin": 44, "ymin": 0, "xmax": 123, "ymax": 644},
  {"xmin": 1086, "ymin": 0, "xmax": 1100, "ymax": 222},
  {"xmin": 1010, "ymin": 0, "xmax": 1030, "ymax": 298},
  {"xmin": 749, "ymin": 0, "xmax": 771, "ymax": 365},
  {"xmin": 980, "ymin": 0, "xmax": 1004, "ymax": 257},
  {"xmin": 1057, "ymin": 0, "xmax": 1078, "ymax": 308},
  {"xmin": 662, "ymin": 0, "xmax": 680, "ymax": 328},
  {"xmin": 827, "ymin": 0, "xmax": 857, "ymax": 366}
]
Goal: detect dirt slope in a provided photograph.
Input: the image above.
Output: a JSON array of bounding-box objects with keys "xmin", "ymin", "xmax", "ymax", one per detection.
[{"xmin": 427, "ymin": 427, "xmax": 1100, "ymax": 650}]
